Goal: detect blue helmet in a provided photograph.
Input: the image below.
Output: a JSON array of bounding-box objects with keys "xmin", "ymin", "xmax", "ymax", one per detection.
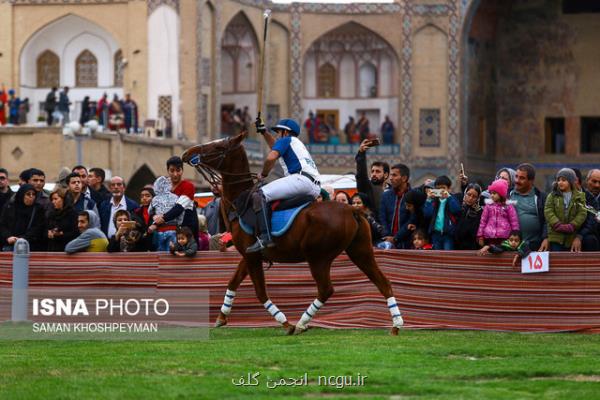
[{"xmin": 271, "ymin": 118, "xmax": 300, "ymax": 136}]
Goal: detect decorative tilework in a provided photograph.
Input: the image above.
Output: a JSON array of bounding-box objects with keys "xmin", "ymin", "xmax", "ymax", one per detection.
[
  {"xmin": 413, "ymin": 4, "xmax": 450, "ymax": 16},
  {"xmin": 196, "ymin": 0, "xmax": 204, "ymax": 142},
  {"xmin": 419, "ymin": 109, "xmax": 441, "ymax": 147},
  {"xmin": 200, "ymin": 94, "xmax": 208, "ymax": 139},
  {"xmin": 290, "ymin": 4, "xmax": 303, "ymax": 123},
  {"xmin": 231, "ymin": 0, "xmax": 400, "ymax": 14},
  {"xmin": 399, "ymin": 1, "xmax": 413, "ymax": 161},
  {"xmin": 158, "ymin": 95, "xmax": 173, "ymax": 121},
  {"xmin": 214, "ymin": 1, "xmax": 223, "ymax": 140},
  {"xmin": 447, "ymin": 0, "xmax": 461, "ymax": 172}
]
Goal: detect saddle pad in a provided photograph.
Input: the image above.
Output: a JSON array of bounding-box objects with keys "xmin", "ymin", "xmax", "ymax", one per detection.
[{"xmin": 238, "ymin": 202, "xmax": 311, "ymax": 237}]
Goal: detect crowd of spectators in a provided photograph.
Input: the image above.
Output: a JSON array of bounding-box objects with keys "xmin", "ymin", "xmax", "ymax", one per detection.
[
  {"xmin": 2, "ymin": 139, "xmax": 599, "ymax": 259},
  {"xmin": 0, "ymin": 85, "xmax": 139, "ymax": 133},
  {"xmin": 304, "ymin": 111, "xmax": 395, "ymax": 145},
  {"xmin": 45, "ymin": 87, "xmax": 139, "ymax": 133},
  {"xmin": 0, "ymin": 86, "xmax": 29, "ymax": 126},
  {"xmin": 0, "ymin": 156, "xmax": 228, "ymax": 256},
  {"xmin": 329, "ymin": 138, "xmax": 600, "ymax": 262}
]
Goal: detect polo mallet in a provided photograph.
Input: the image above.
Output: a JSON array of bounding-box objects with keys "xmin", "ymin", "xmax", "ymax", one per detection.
[{"xmin": 256, "ymin": 9, "xmax": 272, "ymax": 125}]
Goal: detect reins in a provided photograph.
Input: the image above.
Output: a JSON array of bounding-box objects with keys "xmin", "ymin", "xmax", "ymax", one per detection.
[{"xmin": 188, "ymin": 137, "xmax": 261, "ymax": 217}]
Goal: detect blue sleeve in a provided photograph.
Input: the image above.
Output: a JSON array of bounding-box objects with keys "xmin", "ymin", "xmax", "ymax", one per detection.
[
  {"xmin": 448, "ymin": 195, "xmax": 462, "ymax": 215},
  {"xmin": 423, "ymin": 199, "xmax": 434, "ymax": 218},
  {"xmin": 272, "ymin": 136, "xmax": 291, "ymax": 155}
]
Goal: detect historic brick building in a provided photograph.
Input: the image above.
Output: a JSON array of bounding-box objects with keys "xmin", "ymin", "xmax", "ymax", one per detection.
[{"xmin": 0, "ymin": 0, "xmax": 598, "ymax": 190}]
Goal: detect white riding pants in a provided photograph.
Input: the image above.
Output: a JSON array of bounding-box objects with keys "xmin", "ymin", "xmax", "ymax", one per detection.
[{"xmin": 261, "ymin": 174, "xmax": 320, "ymax": 203}]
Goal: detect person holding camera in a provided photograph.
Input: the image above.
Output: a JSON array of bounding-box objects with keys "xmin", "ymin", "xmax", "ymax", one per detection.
[
  {"xmin": 423, "ymin": 176, "xmax": 462, "ymax": 250},
  {"xmin": 355, "ymin": 138, "xmax": 389, "ymax": 219},
  {"xmin": 107, "ymin": 209, "xmax": 145, "ymax": 252}
]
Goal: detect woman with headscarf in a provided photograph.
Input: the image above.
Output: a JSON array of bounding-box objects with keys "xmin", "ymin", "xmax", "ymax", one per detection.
[
  {"xmin": 46, "ymin": 187, "xmax": 79, "ymax": 251},
  {"xmin": 351, "ymin": 192, "xmax": 385, "ymax": 245},
  {"xmin": 454, "ymin": 183, "xmax": 483, "ymax": 250},
  {"xmin": 479, "ymin": 167, "xmax": 516, "ymax": 201},
  {"xmin": 0, "ymin": 184, "xmax": 46, "ymax": 251}
]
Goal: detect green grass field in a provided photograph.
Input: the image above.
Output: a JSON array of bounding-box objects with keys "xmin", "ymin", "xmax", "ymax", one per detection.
[{"xmin": 1, "ymin": 328, "xmax": 600, "ymax": 399}]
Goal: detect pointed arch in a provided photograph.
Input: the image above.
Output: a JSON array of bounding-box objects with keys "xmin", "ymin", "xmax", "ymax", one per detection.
[
  {"xmin": 36, "ymin": 50, "xmax": 60, "ymax": 88},
  {"xmin": 304, "ymin": 21, "xmax": 398, "ymax": 98},
  {"xmin": 125, "ymin": 165, "xmax": 157, "ymax": 200},
  {"xmin": 75, "ymin": 50, "xmax": 98, "ymax": 87},
  {"xmin": 20, "ymin": 14, "xmax": 120, "ymax": 88},
  {"xmin": 414, "ymin": 23, "xmax": 447, "ymax": 37},
  {"xmin": 221, "ymin": 12, "xmax": 259, "ymax": 93}
]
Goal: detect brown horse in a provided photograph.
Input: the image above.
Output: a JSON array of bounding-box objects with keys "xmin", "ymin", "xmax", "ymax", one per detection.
[{"xmin": 182, "ymin": 132, "xmax": 403, "ymax": 335}]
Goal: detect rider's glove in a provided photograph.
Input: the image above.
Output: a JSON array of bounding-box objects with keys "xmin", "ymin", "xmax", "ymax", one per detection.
[{"xmin": 255, "ymin": 117, "xmax": 266, "ymax": 134}]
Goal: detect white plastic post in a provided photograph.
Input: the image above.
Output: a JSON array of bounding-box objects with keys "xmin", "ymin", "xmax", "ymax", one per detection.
[{"xmin": 11, "ymin": 238, "xmax": 30, "ymax": 322}]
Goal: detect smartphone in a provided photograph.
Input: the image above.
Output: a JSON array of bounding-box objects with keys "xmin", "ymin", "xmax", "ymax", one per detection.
[
  {"xmin": 369, "ymin": 138, "xmax": 381, "ymax": 146},
  {"xmin": 121, "ymin": 221, "xmax": 137, "ymax": 229},
  {"xmin": 460, "ymin": 163, "xmax": 465, "ymax": 176},
  {"xmin": 430, "ymin": 188, "xmax": 444, "ymax": 197}
]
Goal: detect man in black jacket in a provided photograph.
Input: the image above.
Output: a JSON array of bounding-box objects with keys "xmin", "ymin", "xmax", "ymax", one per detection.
[
  {"xmin": 0, "ymin": 168, "xmax": 13, "ymax": 212},
  {"xmin": 355, "ymin": 139, "xmax": 389, "ymax": 220}
]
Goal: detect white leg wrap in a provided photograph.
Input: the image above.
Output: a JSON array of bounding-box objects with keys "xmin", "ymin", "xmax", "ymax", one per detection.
[
  {"xmin": 387, "ymin": 297, "xmax": 404, "ymax": 328},
  {"xmin": 297, "ymin": 299, "xmax": 324, "ymax": 330},
  {"xmin": 220, "ymin": 289, "xmax": 236, "ymax": 316},
  {"xmin": 264, "ymin": 299, "xmax": 287, "ymax": 324}
]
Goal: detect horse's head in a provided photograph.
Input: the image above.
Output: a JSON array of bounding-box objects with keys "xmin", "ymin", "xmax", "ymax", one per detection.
[
  {"xmin": 181, "ymin": 131, "xmax": 251, "ymax": 189},
  {"xmin": 182, "ymin": 131, "xmax": 247, "ymax": 170}
]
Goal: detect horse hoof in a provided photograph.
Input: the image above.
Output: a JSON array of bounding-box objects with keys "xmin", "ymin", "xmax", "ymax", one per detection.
[
  {"xmin": 282, "ymin": 321, "xmax": 292, "ymax": 332},
  {"xmin": 215, "ymin": 313, "xmax": 228, "ymax": 328},
  {"xmin": 390, "ymin": 326, "xmax": 400, "ymax": 336},
  {"xmin": 294, "ymin": 325, "xmax": 308, "ymax": 335}
]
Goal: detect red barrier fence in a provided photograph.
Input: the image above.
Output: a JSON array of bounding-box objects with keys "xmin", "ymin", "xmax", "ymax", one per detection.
[{"xmin": 1, "ymin": 250, "xmax": 600, "ymax": 332}]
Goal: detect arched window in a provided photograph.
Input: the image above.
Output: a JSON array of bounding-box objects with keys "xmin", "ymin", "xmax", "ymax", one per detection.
[
  {"xmin": 359, "ymin": 63, "xmax": 377, "ymax": 98},
  {"xmin": 114, "ymin": 49, "xmax": 124, "ymax": 86},
  {"xmin": 221, "ymin": 13, "xmax": 258, "ymax": 93},
  {"xmin": 317, "ymin": 63, "xmax": 336, "ymax": 98},
  {"xmin": 76, "ymin": 50, "xmax": 98, "ymax": 87},
  {"xmin": 36, "ymin": 50, "xmax": 60, "ymax": 88},
  {"xmin": 304, "ymin": 22, "xmax": 398, "ymax": 98}
]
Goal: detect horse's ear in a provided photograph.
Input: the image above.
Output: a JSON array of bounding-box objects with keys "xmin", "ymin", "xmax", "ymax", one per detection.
[{"xmin": 234, "ymin": 130, "xmax": 249, "ymax": 143}]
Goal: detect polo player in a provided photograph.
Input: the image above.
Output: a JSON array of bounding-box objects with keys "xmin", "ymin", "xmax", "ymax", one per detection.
[{"xmin": 247, "ymin": 118, "xmax": 321, "ymax": 253}]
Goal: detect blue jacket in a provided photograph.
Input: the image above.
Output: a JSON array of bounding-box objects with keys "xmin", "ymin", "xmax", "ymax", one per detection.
[
  {"xmin": 98, "ymin": 196, "xmax": 139, "ymax": 236},
  {"xmin": 423, "ymin": 195, "xmax": 462, "ymax": 236},
  {"xmin": 379, "ymin": 187, "xmax": 412, "ymax": 248}
]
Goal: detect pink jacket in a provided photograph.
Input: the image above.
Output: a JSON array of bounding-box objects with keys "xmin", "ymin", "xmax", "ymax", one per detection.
[{"xmin": 476, "ymin": 202, "xmax": 520, "ymax": 240}]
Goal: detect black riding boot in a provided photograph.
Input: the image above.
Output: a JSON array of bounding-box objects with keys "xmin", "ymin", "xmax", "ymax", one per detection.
[{"xmin": 246, "ymin": 194, "xmax": 274, "ymax": 253}]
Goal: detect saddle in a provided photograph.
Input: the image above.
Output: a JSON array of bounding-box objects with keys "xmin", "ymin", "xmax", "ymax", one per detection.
[{"xmin": 233, "ymin": 192, "xmax": 315, "ymax": 237}]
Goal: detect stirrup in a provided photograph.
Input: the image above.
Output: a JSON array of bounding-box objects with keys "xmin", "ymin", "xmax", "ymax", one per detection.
[
  {"xmin": 246, "ymin": 237, "xmax": 275, "ymax": 253},
  {"xmin": 246, "ymin": 238, "xmax": 266, "ymax": 253}
]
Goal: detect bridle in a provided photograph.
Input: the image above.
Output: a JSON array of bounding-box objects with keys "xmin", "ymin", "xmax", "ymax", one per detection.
[{"xmin": 186, "ymin": 137, "xmax": 257, "ymax": 188}]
